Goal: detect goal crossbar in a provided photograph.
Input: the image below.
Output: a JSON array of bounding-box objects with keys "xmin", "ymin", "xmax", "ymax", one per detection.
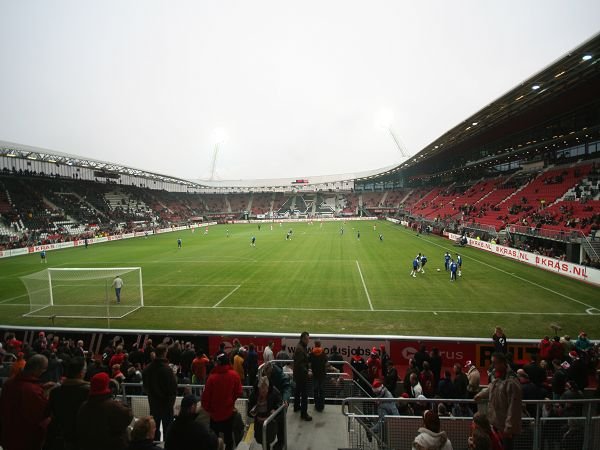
[{"xmin": 20, "ymin": 267, "xmax": 144, "ymax": 319}]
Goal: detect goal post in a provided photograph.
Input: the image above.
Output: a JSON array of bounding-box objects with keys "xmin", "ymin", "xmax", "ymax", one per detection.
[{"xmin": 20, "ymin": 267, "xmax": 143, "ymax": 319}]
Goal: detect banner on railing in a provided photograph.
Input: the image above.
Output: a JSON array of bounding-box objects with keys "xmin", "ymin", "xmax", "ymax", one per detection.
[
  {"xmin": 448, "ymin": 233, "xmax": 600, "ymax": 286},
  {"xmin": 0, "ymin": 222, "xmax": 218, "ymax": 259}
]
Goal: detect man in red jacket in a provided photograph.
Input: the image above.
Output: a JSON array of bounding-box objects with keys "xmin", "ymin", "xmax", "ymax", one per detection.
[
  {"xmin": 202, "ymin": 352, "xmax": 243, "ymax": 450},
  {"xmin": 0, "ymin": 354, "xmax": 51, "ymax": 450}
]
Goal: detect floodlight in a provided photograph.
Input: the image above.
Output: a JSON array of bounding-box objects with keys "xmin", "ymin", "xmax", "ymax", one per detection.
[
  {"xmin": 582, "ymin": 54, "xmax": 592, "ymax": 61},
  {"xmin": 212, "ymin": 127, "xmax": 228, "ymax": 145},
  {"xmin": 532, "ymin": 84, "xmax": 540, "ymax": 90}
]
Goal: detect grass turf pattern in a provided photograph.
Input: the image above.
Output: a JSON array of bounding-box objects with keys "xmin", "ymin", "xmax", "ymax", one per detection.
[{"xmin": 0, "ymin": 220, "xmax": 598, "ymax": 337}]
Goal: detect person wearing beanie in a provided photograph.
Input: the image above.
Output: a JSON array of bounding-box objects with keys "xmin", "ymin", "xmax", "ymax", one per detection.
[
  {"xmin": 368, "ymin": 379, "xmax": 399, "ymax": 444},
  {"xmin": 202, "ymin": 352, "xmax": 243, "ymax": 450},
  {"xmin": 142, "ymin": 344, "xmax": 177, "ymax": 441},
  {"xmin": 164, "ymin": 396, "xmax": 220, "ymax": 450},
  {"xmin": 76, "ymin": 372, "xmax": 133, "ymax": 450},
  {"xmin": 412, "ymin": 410, "xmax": 453, "ymax": 450},
  {"xmin": 309, "ymin": 340, "xmax": 329, "ymax": 412},
  {"xmin": 367, "ymin": 347, "xmax": 382, "ymax": 382}
]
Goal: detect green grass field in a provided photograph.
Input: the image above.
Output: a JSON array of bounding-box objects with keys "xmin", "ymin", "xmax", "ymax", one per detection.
[{"xmin": 0, "ymin": 220, "xmax": 598, "ymax": 338}]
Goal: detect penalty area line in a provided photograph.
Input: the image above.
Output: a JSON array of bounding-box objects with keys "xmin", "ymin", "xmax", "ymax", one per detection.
[
  {"xmin": 356, "ymin": 260, "xmax": 374, "ymax": 311},
  {"xmin": 212, "ymin": 285, "xmax": 242, "ymax": 308}
]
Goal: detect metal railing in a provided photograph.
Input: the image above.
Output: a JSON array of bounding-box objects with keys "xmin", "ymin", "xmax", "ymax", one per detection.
[
  {"xmin": 261, "ymin": 403, "xmax": 288, "ymax": 450},
  {"xmin": 341, "ymin": 397, "xmax": 600, "ymax": 450},
  {"xmin": 507, "ymin": 223, "xmax": 586, "ymax": 243}
]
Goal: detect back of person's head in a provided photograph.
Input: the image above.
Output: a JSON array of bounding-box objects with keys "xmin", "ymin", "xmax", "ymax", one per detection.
[
  {"xmin": 470, "ymin": 427, "xmax": 492, "ymax": 450},
  {"xmin": 249, "ymin": 343, "xmax": 255, "ymax": 351},
  {"xmin": 437, "ymin": 403, "xmax": 448, "ymax": 416},
  {"xmin": 422, "ymin": 410, "xmax": 441, "ymax": 433},
  {"xmin": 300, "ymin": 331, "xmax": 309, "ymax": 341},
  {"xmin": 423, "ymin": 361, "xmax": 430, "ymax": 371},
  {"xmin": 65, "ymin": 356, "xmax": 86, "ymax": 379},
  {"xmin": 131, "ymin": 416, "xmax": 156, "ymax": 442},
  {"xmin": 24, "ymin": 354, "xmax": 48, "ymax": 377},
  {"xmin": 331, "ymin": 344, "xmax": 338, "ymax": 352},
  {"xmin": 155, "ymin": 344, "xmax": 167, "ymax": 359},
  {"xmin": 472, "ymin": 412, "xmax": 491, "ymax": 430},
  {"xmin": 216, "ymin": 352, "xmax": 229, "ymax": 365},
  {"xmin": 314, "ymin": 340, "xmax": 321, "ymax": 348}
]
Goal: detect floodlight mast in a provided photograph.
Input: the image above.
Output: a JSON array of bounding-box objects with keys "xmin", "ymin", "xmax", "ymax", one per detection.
[
  {"xmin": 387, "ymin": 127, "xmax": 410, "ymax": 158},
  {"xmin": 209, "ymin": 143, "xmax": 219, "ymax": 181}
]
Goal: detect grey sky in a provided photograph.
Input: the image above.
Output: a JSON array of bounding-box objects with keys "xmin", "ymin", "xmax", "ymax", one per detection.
[{"xmin": 1, "ymin": 1, "xmax": 599, "ymax": 181}]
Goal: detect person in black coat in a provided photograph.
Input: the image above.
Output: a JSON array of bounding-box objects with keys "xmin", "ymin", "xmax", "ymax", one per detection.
[
  {"xmin": 164, "ymin": 396, "xmax": 220, "ymax": 450},
  {"xmin": 142, "ymin": 344, "xmax": 177, "ymax": 441}
]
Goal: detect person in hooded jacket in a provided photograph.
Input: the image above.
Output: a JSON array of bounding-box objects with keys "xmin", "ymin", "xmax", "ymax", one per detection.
[
  {"xmin": 368, "ymin": 380, "xmax": 399, "ymax": 444},
  {"xmin": 309, "ymin": 340, "xmax": 328, "ymax": 412},
  {"xmin": 412, "ymin": 409, "xmax": 453, "ymax": 450}
]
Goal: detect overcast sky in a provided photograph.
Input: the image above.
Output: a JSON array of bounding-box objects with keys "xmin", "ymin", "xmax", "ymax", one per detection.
[{"xmin": 0, "ymin": 1, "xmax": 599, "ymax": 181}]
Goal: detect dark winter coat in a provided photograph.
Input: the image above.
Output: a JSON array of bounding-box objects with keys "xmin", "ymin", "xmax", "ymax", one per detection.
[
  {"xmin": 76, "ymin": 394, "xmax": 133, "ymax": 450},
  {"xmin": 142, "ymin": 358, "xmax": 177, "ymax": 415},
  {"xmin": 164, "ymin": 413, "xmax": 219, "ymax": 450}
]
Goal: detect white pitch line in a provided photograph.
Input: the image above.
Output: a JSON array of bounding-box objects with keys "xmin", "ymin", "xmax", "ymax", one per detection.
[
  {"xmin": 0, "ymin": 293, "xmax": 29, "ymax": 304},
  {"xmin": 393, "ymin": 225, "xmax": 596, "ymax": 310},
  {"xmin": 2, "ymin": 302, "xmax": 589, "ymax": 315},
  {"xmin": 356, "ymin": 260, "xmax": 374, "ymax": 311},
  {"xmin": 212, "ymin": 285, "xmax": 242, "ymax": 308}
]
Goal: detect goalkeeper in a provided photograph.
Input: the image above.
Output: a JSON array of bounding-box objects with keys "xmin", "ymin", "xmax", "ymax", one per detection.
[{"xmin": 112, "ymin": 275, "xmax": 124, "ymax": 304}]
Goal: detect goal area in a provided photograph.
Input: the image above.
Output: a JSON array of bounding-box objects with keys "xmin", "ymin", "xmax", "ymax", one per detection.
[{"xmin": 19, "ymin": 267, "xmax": 143, "ymax": 319}]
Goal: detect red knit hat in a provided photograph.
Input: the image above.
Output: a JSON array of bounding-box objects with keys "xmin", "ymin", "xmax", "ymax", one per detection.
[{"xmin": 90, "ymin": 372, "xmax": 111, "ymax": 396}]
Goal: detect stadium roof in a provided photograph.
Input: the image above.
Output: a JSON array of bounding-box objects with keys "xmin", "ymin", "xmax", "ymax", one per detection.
[
  {"xmin": 357, "ymin": 31, "xmax": 600, "ymax": 181},
  {"xmin": 0, "ymin": 140, "xmax": 205, "ymax": 188}
]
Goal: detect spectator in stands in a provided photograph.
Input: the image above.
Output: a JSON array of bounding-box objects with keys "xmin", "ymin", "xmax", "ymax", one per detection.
[
  {"xmin": 128, "ymin": 343, "xmax": 144, "ymax": 368},
  {"xmin": 245, "ymin": 343, "xmax": 259, "ymax": 387},
  {"xmin": 380, "ymin": 344, "xmax": 390, "ymax": 377},
  {"xmin": 574, "ymin": 331, "xmax": 592, "ymax": 353},
  {"xmin": 429, "ymin": 347, "xmax": 442, "ymax": 388},
  {"xmin": 76, "ymin": 372, "xmax": 133, "ymax": 450},
  {"xmin": 9, "ymin": 351, "xmax": 25, "ymax": 378},
  {"xmin": 128, "ymin": 416, "xmax": 162, "ymax": 450},
  {"xmin": 181, "ymin": 342, "xmax": 196, "ymax": 383},
  {"xmin": 142, "ymin": 344, "xmax": 177, "ymax": 441},
  {"xmin": 47, "ymin": 356, "xmax": 89, "ymax": 450},
  {"xmin": 414, "ymin": 344, "xmax": 431, "ymax": 371},
  {"xmin": 384, "ymin": 359, "xmax": 399, "ymax": 396},
  {"xmin": 109, "ymin": 345, "xmax": 126, "ymax": 369},
  {"xmin": 408, "ymin": 372, "xmax": 423, "ymax": 398},
  {"xmin": 453, "ymin": 362, "xmax": 469, "ymax": 399},
  {"xmin": 368, "ymin": 380, "xmax": 399, "ymax": 444},
  {"xmin": 516, "ymin": 369, "xmax": 546, "ymax": 417},
  {"xmin": 233, "ymin": 346, "xmax": 246, "ymax": 384},
  {"xmin": 191, "ymin": 349, "xmax": 210, "ymax": 384},
  {"xmin": 293, "ymin": 331, "xmax": 312, "ymax": 421},
  {"xmin": 263, "ymin": 341, "xmax": 275, "ymax": 363},
  {"xmin": 328, "ymin": 344, "xmax": 345, "ymax": 372},
  {"xmin": 248, "ymin": 376, "xmax": 284, "ymax": 450},
  {"xmin": 474, "ymin": 352, "xmax": 522, "ymax": 450},
  {"xmin": 366, "ymin": 346, "xmax": 382, "ymax": 382},
  {"xmin": 262, "ymin": 361, "xmax": 292, "ymax": 407},
  {"xmin": 309, "ymin": 340, "xmax": 328, "ymax": 412},
  {"xmin": 412, "ymin": 410, "xmax": 452, "ymax": 450},
  {"xmin": 437, "ymin": 370, "xmax": 454, "ymax": 399},
  {"xmin": 202, "ymin": 352, "xmax": 243, "ymax": 450},
  {"xmin": 523, "ymin": 353, "xmax": 546, "ymax": 387},
  {"xmin": 0, "ymin": 354, "xmax": 51, "ymax": 450},
  {"xmin": 465, "ymin": 361, "xmax": 481, "ymax": 398},
  {"xmin": 403, "ymin": 358, "xmax": 419, "ymax": 395},
  {"xmin": 567, "ymin": 351, "xmax": 588, "ymax": 391},
  {"xmin": 165, "ymin": 395, "xmax": 221, "ymax": 450},
  {"xmin": 469, "ymin": 412, "xmax": 502, "ymax": 450},
  {"xmin": 492, "ymin": 327, "xmax": 508, "ymax": 354},
  {"xmin": 419, "ymin": 361, "xmax": 436, "ymax": 397}
]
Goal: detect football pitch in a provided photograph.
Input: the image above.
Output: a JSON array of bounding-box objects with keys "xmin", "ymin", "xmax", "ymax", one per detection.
[{"xmin": 0, "ymin": 220, "xmax": 598, "ymax": 338}]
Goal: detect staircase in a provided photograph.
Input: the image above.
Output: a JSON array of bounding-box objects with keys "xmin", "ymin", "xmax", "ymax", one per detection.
[{"xmin": 582, "ymin": 237, "xmax": 600, "ymax": 262}]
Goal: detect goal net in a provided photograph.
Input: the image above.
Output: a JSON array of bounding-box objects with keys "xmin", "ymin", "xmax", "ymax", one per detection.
[{"xmin": 19, "ymin": 267, "xmax": 143, "ymax": 319}]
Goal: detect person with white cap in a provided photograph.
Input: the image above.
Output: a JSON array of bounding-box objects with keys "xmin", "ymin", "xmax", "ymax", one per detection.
[
  {"xmin": 368, "ymin": 379, "xmax": 399, "ymax": 443},
  {"xmin": 464, "ymin": 360, "xmax": 481, "ymax": 398}
]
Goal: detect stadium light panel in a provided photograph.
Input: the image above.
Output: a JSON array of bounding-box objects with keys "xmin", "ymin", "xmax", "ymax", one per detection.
[
  {"xmin": 532, "ymin": 84, "xmax": 540, "ymax": 90},
  {"xmin": 582, "ymin": 54, "xmax": 592, "ymax": 61}
]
